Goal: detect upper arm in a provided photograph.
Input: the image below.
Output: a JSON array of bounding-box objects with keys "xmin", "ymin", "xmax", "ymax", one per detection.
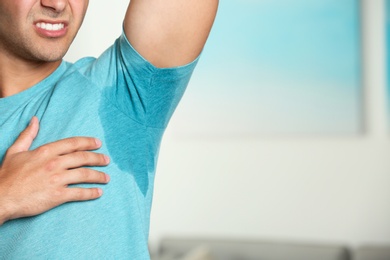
[{"xmin": 123, "ymin": 0, "xmax": 218, "ymax": 68}]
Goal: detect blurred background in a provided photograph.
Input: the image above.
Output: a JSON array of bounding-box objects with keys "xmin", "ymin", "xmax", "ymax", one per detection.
[{"xmin": 65, "ymin": 0, "xmax": 390, "ymax": 258}]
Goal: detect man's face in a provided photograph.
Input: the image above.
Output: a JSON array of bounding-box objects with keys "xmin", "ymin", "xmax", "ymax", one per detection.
[{"xmin": 0, "ymin": 0, "xmax": 89, "ymax": 63}]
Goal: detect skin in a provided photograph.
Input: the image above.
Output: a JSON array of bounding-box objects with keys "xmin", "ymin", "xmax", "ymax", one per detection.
[
  {"xmin": 0, "ymin": 117, "xmax": 110, "ymax": 225},
  {"xmin": 124, "ymin": 0, "xmax": 219, "ymax": 68},
  {"xmin": 0, "ymin": 0, "xmax": 104, "ymax": 225},
  {"xmin": 0, "ymin": 0, "xmax": 89, "ymax": 97},
  {"xmin": 0, "ymin": 0, "xmax": 218, "ymax": 225}
]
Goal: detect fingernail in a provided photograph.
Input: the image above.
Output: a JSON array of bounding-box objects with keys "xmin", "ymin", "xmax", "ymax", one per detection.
[
  {"xmin": 29, "ymin": 116, "xmax": 36, "ymax": 126},
  {"xmin": 95, "ymin": 138, "xmax": 102, "ymax": 146},
  {"xmin": 98, "ymin": 188, "xmax": 103, "ymax": 196},
  {"xmin": 105, "ymin": 174, "xmax": 110, "ymax": 183},
  {"xmin": 104, "ymin": 155, "xmax": 110, "ymax": 164}
]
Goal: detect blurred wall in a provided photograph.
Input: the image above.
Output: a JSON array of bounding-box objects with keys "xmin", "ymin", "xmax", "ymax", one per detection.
[{"xmin": 65, "ymin": 0, "xmax": 390, "ymax": 248}]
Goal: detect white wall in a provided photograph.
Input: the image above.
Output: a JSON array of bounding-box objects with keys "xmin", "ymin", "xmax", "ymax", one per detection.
[
  {"xmin": 150, "ymin": 0, "xmax": 390, "ymax": 248},
  {"xmin": 66, "ymin": 0, "xmax": 390, "ymax": 249}
]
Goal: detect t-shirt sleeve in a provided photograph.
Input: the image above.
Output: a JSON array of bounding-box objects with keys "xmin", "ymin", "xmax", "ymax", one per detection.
[{"xmin": 79, "ymin": 31, "xmax": 199, "ymax": 129}]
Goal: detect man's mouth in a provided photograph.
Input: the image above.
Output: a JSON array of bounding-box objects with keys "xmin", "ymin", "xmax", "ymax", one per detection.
[{"xmin": 36, "ymin": 22, "xmax": 65, "ymax": 31}]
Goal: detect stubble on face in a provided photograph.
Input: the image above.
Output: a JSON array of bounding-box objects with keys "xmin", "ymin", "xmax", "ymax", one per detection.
[{"xmin": 0, "ymin": 1, "xmax": 88, "ymax": 64}]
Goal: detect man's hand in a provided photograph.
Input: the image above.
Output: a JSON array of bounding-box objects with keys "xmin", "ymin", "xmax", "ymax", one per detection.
[{"xmin": 0, "ymin": 117, "xmax": 110, "ymax": 225}]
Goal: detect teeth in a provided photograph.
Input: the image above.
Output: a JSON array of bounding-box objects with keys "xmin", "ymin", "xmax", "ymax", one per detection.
[{"xmin": 36, "ymin": 22, "xmax": 64, "ymax": 31}]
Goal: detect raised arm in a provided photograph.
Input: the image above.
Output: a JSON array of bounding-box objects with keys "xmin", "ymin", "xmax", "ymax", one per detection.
[{"xmin": 124, "ymin": 0, "xmax": 218, "ymax": 68}]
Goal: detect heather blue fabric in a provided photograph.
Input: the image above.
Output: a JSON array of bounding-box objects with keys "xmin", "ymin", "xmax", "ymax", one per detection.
[{"xmin": 0, "ymin": 33, "xmax": 197, "ymax": 259}]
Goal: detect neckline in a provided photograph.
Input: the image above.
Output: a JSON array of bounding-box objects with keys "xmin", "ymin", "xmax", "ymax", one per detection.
[{"xmin": 0, "ymin": 61, "xmax": 67, "ymax": 109}]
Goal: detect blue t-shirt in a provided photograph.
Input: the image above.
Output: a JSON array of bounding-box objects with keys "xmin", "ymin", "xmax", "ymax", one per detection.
[{"xmin": 0, "ymin": 34, "xmax": 197, "ymax": 259}]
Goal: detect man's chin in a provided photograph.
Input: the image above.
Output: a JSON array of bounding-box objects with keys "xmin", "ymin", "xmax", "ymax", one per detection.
[{"xmin": 27, "ymin": 51, "xmax": 67, "ymax": 63}]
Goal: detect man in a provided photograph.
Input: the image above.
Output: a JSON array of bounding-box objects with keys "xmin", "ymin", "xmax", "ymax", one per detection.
[{"xmin": 0, "ymin": 0, "xmax": 218, "ymax": 258}]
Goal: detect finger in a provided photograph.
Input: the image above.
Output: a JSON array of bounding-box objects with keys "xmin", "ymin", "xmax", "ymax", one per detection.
[
  {"xmin": 61, "ymin": 168, "xmax": 110, "ymax": 185},
  {"xmin": 63, "ymin": 187, "xmax": 103, "ymax": 202},
  {"xmin": 35, "ymin": 137, "xmax": 102, "ymax": 156},
  {"xmin": 59, "ymin": 151, "xmax": 109, "ymax": 169},
  {"xmin": 7, "ymin": 117, "xmax": 40, "ymax": 155}
]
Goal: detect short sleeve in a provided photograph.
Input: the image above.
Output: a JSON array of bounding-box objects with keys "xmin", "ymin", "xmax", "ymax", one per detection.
[{"xmin": 77, "ymin": 31, "xmax": 199, "ymax": 128}]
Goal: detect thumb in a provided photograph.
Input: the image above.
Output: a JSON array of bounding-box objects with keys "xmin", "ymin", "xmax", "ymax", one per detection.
[{"xmin": 7, "ymin": 117, "xmax": 40, "ymax": 155}]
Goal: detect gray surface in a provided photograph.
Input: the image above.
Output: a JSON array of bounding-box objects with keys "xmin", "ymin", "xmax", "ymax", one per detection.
[
  {"xmin": 156, "ymin": 238, "xmax": 351, "ymax": 260},
  {"xmin": 353, "ymin": 246, "xmax": 390, "ymax": 260}
]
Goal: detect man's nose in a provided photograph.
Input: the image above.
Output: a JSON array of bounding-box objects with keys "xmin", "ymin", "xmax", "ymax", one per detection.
[{"xmin": 40, "ymin": 0, "xmax": 67, "ymax": 13}]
